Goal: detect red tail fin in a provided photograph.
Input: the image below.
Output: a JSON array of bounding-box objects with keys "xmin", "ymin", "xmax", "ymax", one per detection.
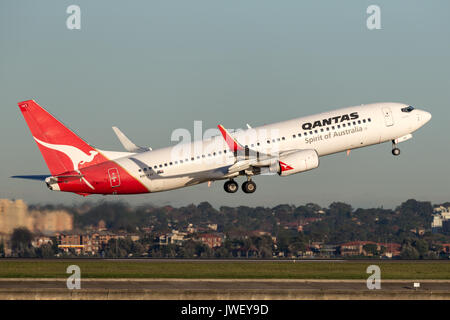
[{"xmin": 18, "ymin": 100, "xmax": 108, "ymax": 175}]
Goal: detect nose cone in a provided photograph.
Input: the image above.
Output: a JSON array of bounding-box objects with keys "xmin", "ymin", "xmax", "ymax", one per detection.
[{"xmin": 422, "ymin": 111, "xmax": 432, "ymax": 123}]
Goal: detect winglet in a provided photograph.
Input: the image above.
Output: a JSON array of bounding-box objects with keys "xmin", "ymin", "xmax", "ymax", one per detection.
[
  {"xmin": 112, "ymin": 127, "xmax": 151, "ymax": 153},
  {"xmin": 217, "ymin": 125, "xmax": 244, "ymax": 152}
]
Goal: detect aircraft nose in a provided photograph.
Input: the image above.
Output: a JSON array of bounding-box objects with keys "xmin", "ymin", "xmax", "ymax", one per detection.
[{"xmin": 422, "ymin": 110, "xmax": 432, "ymax": 123}]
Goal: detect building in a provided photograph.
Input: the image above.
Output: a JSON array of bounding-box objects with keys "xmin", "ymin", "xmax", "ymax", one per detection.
[
  {"xmin": 207, "ymin": 223, "xmax": 218, "ymax": 231},
  {"xmin": 339, "ymin": 241, "xmax": 401, "ymax": 257},
  {"xmin": 158, "ymin": 230, "xmax": 187, "ymax": 246},
  {"xmin": 32, "ymin": 236, "xmax": 54, "ymax": 248},
  {"xmin": 56, "ymin": 231, "xmax": 125, "ymax": 255},
  {"xmin": 197, "ymin": 234, "xmax": 224, "ymax": 248},
  {"xmin": 432, "ymin": 206, "xmax": 450, "ymax": 233},
  {"xmin": 0, "ymin": 199, "xmax": 73, "ymax": 253}
]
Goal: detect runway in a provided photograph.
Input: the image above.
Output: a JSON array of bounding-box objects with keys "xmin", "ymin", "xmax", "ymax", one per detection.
[{"xmin": 0, "ymin": 278, "xmax": 449, "ymax": 300}]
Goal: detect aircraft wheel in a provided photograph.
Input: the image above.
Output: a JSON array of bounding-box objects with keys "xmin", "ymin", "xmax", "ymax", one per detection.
[
  {"xmin": 224, "ymin": 180, "xmax": 239, "ymax": 193},
  {"xmin": 242, "ymin": 181, "xmax": 256, "ymax": 194},
  {"xmin": 392, "ymin": 148, "xmax": 400, "ymax": 156}
]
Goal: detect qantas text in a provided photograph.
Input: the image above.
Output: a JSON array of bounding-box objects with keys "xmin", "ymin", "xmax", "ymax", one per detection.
[{"xmin": 302, "ymin": 112, "xmax": 359, "ymax": 130}]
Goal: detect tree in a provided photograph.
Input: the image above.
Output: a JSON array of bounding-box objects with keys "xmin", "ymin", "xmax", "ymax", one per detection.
[
  {"xmin": 363, "ymin": 243, "xmax": 379, "ymax": 256},
  {"xmin": 0, "ymin": 241, "xmax": 5, "ymax": 257},
  {"xmin": 400, "ymin": 244, "xmax": 420, "ymax": 259},
  {"xmin": 11, "ymin": 227, "xmax": 33, "ymax": 256},
  {"xmin": 36, "ymin": 243, "xmax": 55, "ymax": 258},
  {"xmin": 413, "ymin": 239, "xmax": 429, "ymax": 258}
]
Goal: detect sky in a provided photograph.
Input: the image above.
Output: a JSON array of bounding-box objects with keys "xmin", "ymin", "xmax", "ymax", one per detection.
[{"xmin": 0, "ymin": 1, "xmax": 449, "ymax": 209}]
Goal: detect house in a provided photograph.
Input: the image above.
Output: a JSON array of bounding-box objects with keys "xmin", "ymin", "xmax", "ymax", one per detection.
[
  {"xmin": 339, "ymin": 241, "xmax": 401, "ymax": 257},
  {"xmin": 197, "ymin": 234, "xmax": 224, "ymax": 248},
  {"xmin": 339, "ymin": 241, "xmax": 377, "ymax": 256},
  {"xmin": 32, "ymin": 235, "xmax": 53, "ymax": 248},
  {"xmin": 158, "ymin": 230, "xmax": 187, "ymax": 246}
]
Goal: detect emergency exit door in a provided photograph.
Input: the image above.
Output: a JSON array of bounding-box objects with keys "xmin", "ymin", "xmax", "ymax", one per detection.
[
  {"xmin": 382, "ymin": 107, "xmax": 394, "ymax": 127},
  {"xmin": 108, "ymin": 168, "xmax": 121, "ymax": 187}
]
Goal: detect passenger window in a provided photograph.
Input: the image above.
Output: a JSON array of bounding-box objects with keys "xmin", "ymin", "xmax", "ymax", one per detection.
[{"xmin": 363, "ymin": 119, "xmax": 366, "ymax": 123}]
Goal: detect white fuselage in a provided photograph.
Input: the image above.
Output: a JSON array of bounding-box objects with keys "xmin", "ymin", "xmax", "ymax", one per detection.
[{"xmin": 112, "ymin": 102, "xmax": 431, "ymax": 193}]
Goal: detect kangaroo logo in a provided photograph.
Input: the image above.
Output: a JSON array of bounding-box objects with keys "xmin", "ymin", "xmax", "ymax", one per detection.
[
  {"xmin": 34, "ymin": 137, "xmax": 98, "ymax": 190},
  {"xmin": 279, "ymin": 161, "xmax": 293, "ymax": 171},
  {"xmin": 34, "ymin": 137, "xmax": 98, "ymax": 171}
]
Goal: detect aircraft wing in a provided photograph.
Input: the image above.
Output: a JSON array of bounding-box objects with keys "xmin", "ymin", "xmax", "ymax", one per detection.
[{"xmin": 218, "ymin": 124, "xmax": 303, "ymax": 174}]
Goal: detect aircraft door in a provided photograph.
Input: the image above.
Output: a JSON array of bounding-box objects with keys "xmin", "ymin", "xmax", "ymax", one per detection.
[
  {"xmin": 382, "ymin": 107, "xmax": 394, "ymax": 127},
  {"xmin": 108, "ymin": 168, "xmax": 121, "ymax": 187}
]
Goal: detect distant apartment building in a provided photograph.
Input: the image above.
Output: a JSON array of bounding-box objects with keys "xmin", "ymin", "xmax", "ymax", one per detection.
[
  {"xmin": 432, "ymin": 206, "xmax": 450, "ymax": 233},
  {"xmin": 0, "ymin": 199, "xmax": 73, "ymax": 255},
  {"xmin": 0, "ymin": 199, "xmax": 73, "ymax": 235}
]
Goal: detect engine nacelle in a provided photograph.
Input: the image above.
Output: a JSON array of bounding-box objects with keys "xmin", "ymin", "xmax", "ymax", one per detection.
[{"xmin": 276, "ymin": 150, "xmax": 319, "ymax": 176}]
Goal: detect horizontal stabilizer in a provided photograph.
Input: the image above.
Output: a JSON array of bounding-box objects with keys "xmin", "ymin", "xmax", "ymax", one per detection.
[
  {"xmin": 112, "ymin": 126, "xmax": 151, "ymax": 153},
  {"xmin": 11, "ymin": 175, "xmax": 49, "ymax": 181}
]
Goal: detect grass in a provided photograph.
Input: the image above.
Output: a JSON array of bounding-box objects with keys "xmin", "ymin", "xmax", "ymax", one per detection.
[{"xmin": 0, "ymin": 260, "xmax": 449, "ymax": 279}]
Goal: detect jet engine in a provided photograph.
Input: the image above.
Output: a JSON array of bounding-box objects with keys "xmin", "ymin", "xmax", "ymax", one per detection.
[{"xmin": 269, "ymin": 150, "xmax": 319, "ymax": 176}]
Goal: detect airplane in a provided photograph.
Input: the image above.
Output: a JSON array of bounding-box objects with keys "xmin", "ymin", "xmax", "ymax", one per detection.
[{"xmin": 12, "ymin": 100, "xmax": 431, "ymax": 196}]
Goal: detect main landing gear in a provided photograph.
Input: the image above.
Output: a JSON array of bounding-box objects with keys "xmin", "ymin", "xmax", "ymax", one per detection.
[
  {"xmin": 224, "ymin": 178, "xmax": 257, "ymax": 194},
  {"xmin": 224, "ymin": 179, "xmax": 239, "ymax": 193},
  {"xmin": 242, "ymin": 179, "xmax": 256, "ymax": 194},
  {"xmin": 392, "ymin": 140, "xmax": 401, "ymax": 156}
]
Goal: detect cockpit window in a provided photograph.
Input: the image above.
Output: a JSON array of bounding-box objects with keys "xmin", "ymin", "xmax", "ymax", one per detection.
[{"xmin": 401, "ymin": 105, "xmax": 414, "ymax": 113}]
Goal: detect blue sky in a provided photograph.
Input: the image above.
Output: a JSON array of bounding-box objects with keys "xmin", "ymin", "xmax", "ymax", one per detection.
[{"xmin": 1, "ymin": 1, "xmax": 449, "ymax": 209}]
